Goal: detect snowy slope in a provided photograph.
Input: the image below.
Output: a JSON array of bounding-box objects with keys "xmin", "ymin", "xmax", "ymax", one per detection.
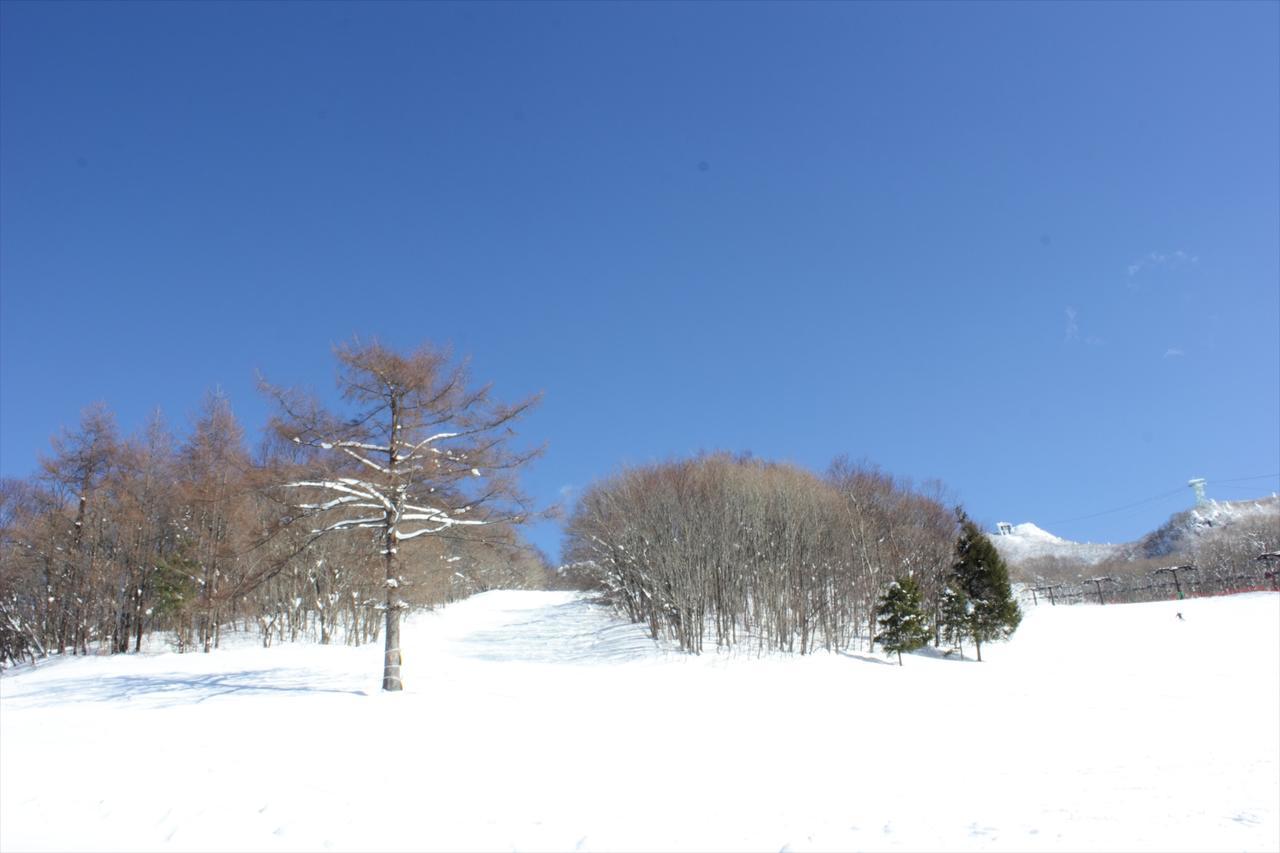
[
  {"xmin": 2, "ymin": 590, "xmax": 1278, "ymax": 852},
  {"xmin": 989, "ymin": 522, "xmax": 1121, "ymax": 566}
]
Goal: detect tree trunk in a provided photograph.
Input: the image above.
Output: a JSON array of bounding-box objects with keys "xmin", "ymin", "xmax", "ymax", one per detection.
[
  {"xmin": 381, "ymin": 389, "xmax": 405, "ymax": 691},
  {"xmin": 382, "ymin": 524, "xmax": 403, "ymax": 690},
  {"xmin": 382, "ymin": 597, "xmax": 401, "ymax": 691}
]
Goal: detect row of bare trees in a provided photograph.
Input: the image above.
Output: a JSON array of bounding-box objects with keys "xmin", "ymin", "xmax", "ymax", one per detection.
[
  {"xmin": 564, "ymin": 454, "xmax": 956, "ymax": 654},
  {"xmin": 0, "ymin": 342, "xmax": 547, "ymax": 671},
  {"xmin": 0, "ymin": 396, "xmax": 268, "ymax": 664}
]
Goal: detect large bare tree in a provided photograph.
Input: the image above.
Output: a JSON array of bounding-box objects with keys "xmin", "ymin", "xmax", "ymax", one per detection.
[{"xmin": 264, "ymin": 340, "xmax": 539, "ymax": 691}]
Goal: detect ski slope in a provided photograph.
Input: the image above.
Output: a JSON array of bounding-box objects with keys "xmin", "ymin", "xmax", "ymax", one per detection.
[{"xmin": 2, "ymin": 590, "xmax": 1277, "ymax": 852}]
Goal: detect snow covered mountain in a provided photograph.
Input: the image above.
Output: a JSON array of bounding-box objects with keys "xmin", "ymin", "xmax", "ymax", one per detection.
[
  {"xmin": 992, "ymin": 495, "xmax": 1280, "ymax": 568},
  {"xmin": 989, "ymin": 522, "xmax": 1121, "ymax": 566},
  {"xmin": 1136, "ymin": 495, "xmax": 1280, "ymax": 558}
]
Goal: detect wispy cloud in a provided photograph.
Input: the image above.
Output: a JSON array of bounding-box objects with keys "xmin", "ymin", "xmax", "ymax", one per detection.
[
  {"xmin": 1128, "ymin": 249, "xmax": 1198, "ymax": 277},
  {"xmin": 1164, "ymin": 347, "xmax": 1185, "ymax": 358},
  {"xmin": 1064, "ymin": 307, "xmax": 1103, "ymax": 347},
  {"xmin": 1064, "ymin": 307, "xmax": 1079, "ymax": 342},
  {"xmin": 558, "ymin": 484, "xmax": 577, "ymax": 500}
]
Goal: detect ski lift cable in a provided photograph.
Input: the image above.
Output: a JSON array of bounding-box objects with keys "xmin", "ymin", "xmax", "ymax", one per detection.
[
  {"xmin": 1213, "ymin": 483, "xmax": 1279, "ymax": 493},
  {"xmin": 1043, "ymin": 473, "xmax": 1277, "ymax": 528},
  {"xmin": 1209, "ymin": 472, "xmax": 1280, "ymax": 485},
  {"xmin": 1046, "ymin": 486, "xmax": 1187, "ymax": 526}
]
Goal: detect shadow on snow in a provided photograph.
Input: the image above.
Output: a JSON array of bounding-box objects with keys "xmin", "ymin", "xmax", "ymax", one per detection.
[{"xmin": 3, "ymin": 668, "xmax": 367, "ymax": 709}]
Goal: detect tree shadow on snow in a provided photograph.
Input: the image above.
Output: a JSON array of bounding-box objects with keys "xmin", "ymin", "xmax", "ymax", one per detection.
[
  {"xmin": 912, "ymin": 646, "xmax": 979, "ymax": 663},
  {"xmin": 838, "ymin": 647, "xmax": 979, "ymax": 666},
  {"xmin": 4, "ymin": 669, "xmax": 367, "ymax": 709},
  {"xmin": 837, "ymin": 651, "xmax": 898, "ymax": 667},
  {"xmin": 456, "ymin": 599, "xmax": 662, "ymax": 665}
]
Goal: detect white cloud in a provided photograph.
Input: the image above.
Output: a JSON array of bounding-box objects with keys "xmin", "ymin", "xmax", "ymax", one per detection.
[
  {"xmin": 558, "ymin": 484, "xmax": 577, "ymax": 500},
  {"xmin": 1164, "ymin": 347, "xmax": 1185, "ymax": 358},
  {"xmin": 1128, "ymin": 249, "xmax": 1198, "ymax": 277},
  {"xmin": 1064, "ymin": 307, "xmax": 1103, "ymax": 347}
]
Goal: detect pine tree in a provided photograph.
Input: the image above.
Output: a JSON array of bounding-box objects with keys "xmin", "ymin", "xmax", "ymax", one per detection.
[
  {"xmin": 950, "ymin": 511, "xmax": 1021, "ymax": 662},
  {"xmin": 937, "ymin": 581, "xmax": 969, "ymax": 657},
  {"xmin": 874, "ymin": 575, "xmax": 931, "ymax": 665}
]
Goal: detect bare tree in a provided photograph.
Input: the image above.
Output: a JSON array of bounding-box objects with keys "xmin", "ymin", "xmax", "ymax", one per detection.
[
  {"xmin": 566, "ymin": 452, "xmax": 957, "ymax": 656},
  {"xmin": 180, "ymin": 391, "xmax": 252, "ymax": 652},
  {"xmin": 263, "ymin": 340, "xmax": 539, "ymax": 691},
  {"xmin": 39, "ymin": 403, "xmax": 120, "ymax": 655},
  {"xmin": 109, "ymin": 409, "xmax": 182, "ymax": 653}
]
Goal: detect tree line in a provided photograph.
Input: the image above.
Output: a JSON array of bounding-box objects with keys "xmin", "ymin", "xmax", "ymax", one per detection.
[
  {"xmin": 564, "ymin": 453, "xmax": 1021, "ymax": 661},
  {"xmin": 2, "ymin": 338, "xmax": 1033, "ymax": 678},
  {"xmin": 0, "ymin": 341, "xmax": 547, "ymax": 673}
]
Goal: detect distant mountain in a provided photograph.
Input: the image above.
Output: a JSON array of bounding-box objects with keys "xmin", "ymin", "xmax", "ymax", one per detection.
[
  {"xmin": 1134, "ymin": 495, "xmax": 1280, "ymax": 558},
  {"xmin": 991, "ymin": 495, "xmax": 1280, "ymax": 568},
  {"xmin": 989, "ymin": 522, "xmax": 1121, "ymax": 567}
]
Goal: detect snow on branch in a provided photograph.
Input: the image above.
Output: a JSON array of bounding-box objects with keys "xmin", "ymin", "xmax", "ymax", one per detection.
[
  {"xmin": 332, "ymin": 439, "xmax": 391, "ymax": 453},
  {"xmin": 314, "ymin": 516, "xmax": 386, "ymax": 533},
  {"xmin": 396, "ymin": 518, "xmax": 489, "ymax": 540},
  {"xmin": 336, "ymin": 445, "xmax": 392, "ymax": 476},
  {"xmin": 285, "ymin": 479, "xmax": 393, "ymax": 512}
]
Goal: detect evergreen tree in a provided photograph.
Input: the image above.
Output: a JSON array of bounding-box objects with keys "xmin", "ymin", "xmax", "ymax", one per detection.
[
  {"xmin": 937, "ymin": 581, "xmax": 969, "ymax": 657},
  {"xmin": 874, "ymin": 575, "xmax": 931, "ymax": 665},
  {"xmin": 950, "ymin": 511, "xmax": 1022, "ymax": 661}
]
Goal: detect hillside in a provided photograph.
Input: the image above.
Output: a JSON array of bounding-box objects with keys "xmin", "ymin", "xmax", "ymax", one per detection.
[
  {"xmin": 1136, "ymin": 495, "xmax": 1280, "ymax": 558},
  {"xmin": 2, "ymin": 590, "xmax": 1277, "ymax": 852},
  {"xmin": 992, "ymin": 495, "xmax": 1280, "ymax": 570}
]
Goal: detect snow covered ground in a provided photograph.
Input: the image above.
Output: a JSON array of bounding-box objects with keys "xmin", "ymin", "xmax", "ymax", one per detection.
[{"xmin": 2, "ymin": 590, "xmax": 1277, "ymax": 852}]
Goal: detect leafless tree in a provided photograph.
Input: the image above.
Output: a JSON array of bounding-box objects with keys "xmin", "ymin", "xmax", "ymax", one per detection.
[
  {"xmin": 263, "ymin": 339, "xmax": 539, "ymax": 690},
  {"xmin": 38, "ymin": 403, "xmax": 120, "ymax": 655},
  {"xmin": 566, "ymin": 453, "xmax": 954, "ymax": 655},
  {"xmin": 178, "ymin": 392, "xmax": 254, "ymax": 651}
]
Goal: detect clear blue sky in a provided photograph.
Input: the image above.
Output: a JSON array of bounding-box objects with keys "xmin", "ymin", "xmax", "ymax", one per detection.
[{"xmin": 2, "ymin": 1, "xmax": 1277, "ymax": 561}]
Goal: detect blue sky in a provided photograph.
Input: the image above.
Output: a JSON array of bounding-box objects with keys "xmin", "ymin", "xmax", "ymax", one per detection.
[{"xmin": 2, "ymin": 0, "xmax": 1277, "ymax": 560}]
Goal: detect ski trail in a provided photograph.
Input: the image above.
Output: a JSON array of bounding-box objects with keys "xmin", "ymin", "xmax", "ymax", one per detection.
[{"xmin": 413, "ymin": 590, "xmax": 664, "ymax": 665}]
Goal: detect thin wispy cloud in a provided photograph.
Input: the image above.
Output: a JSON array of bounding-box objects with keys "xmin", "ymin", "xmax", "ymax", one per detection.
[
  {"xmin": 1128, "ymin": 249, "xmax": 1198, "ymax": 277},
  {"xmin": 1164, "ymin": 347, "xmax": 1185, "ymax": 358},
  {"xmin": 1064, "ymin": 307, "xmax": 1079, "ymax": 342},
  {"xmin": 1064, "ymin": 307, "xmax": 1103, "ymax": 347}
]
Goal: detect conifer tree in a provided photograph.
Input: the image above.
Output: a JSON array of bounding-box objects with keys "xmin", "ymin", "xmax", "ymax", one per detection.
[
  {"xmin": 874, "ymin": 575, "xmax": 931, "ymax": 665},
  {"xmin": 937, "ymin": 581, "xmax": 970, "ymax": 657},
  {"xmin": 950, "ymin": 511, "xmax": 1021, "ymax": 661}
]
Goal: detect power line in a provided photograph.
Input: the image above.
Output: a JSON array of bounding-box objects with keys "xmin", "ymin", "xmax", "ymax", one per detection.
[
  {"xmin": 1044, "ymin": 473, "xmax": 1278, "ymax": 527},
  {"xmin": 1210, "ymin": 473, "xmax": 1280, "ymax": 485},
  {"xmin": 1046, "ymin": 486, "xmax": 1186, "ymax": 526}
]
